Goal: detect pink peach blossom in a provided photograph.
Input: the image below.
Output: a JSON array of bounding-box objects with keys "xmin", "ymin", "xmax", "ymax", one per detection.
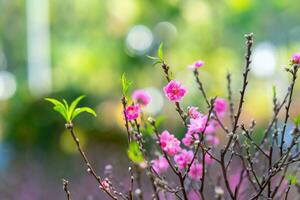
[
  {"xmin": 160, "ymin": 130, "xmax": 181, "ymax": 156},
  {"xmin": 125, "ymin": 105, "xmax": 141, "ymax": 120},
  {"xmin": 174, "ymin": 149, "xmax": 193, "ymax": 169},
  {"xmin": 291, "ymin": 53, "xmax": 300, "ymax": 64},
  {"xmin": 163, "ymin": 80, "xmax": 187, "ymax": 102},
  {"xmin": 214, "ymin": 98, "xmax": 227, "ymax": 117},
  {"xmin": 188, "ymin": 107, "xmax": 202, "ymax": 119},
  {"xmin": 151, "ymin": 156, "xmax": 169, "ymax": 174},
  {"xmin": 132, "ymin": 89, "xmax": 151, "ymax": 106},
  {"xmin": 189, "ymin": 161, "xmax": 203, "ymax": 180},
  {"xmin": 188, "ymin": 115, "xmax": 208, "ymax": 134}
]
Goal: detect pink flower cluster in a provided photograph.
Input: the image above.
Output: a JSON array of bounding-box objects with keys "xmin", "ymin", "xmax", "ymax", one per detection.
[
  {"xmin": 163, "ymin": 80, "xmax": 187, "ymax": 102},
  {"xmin": 174, "ymin": 150, "xmax": 193, "ymax": 169},
  {"xmin": 157, "ymin": 129, "xmax": 213, "ymax": 180},
  {"xmin": 160, "ymin": 130, "xmax": 181, "ymax": 156},
  {"xmin": 291, "ymin": 53, "xmax": 300, "ymax": 64},
  {"xmin": 124, "ymin": 90, "xmax": 151, "ymax": 121},
  {"xmin": 182, "ymin": 103, "xmax": 225, "ymax": 147},
  {"xmin": 148, "ymin": 67, "xmax": 227, "ymax": 180}
]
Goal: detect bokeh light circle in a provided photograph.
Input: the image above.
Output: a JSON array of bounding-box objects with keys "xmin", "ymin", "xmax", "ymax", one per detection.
[
  {"xmin": 251, "ymin": 42, "xmax": 276, "ymax": 77},
  {"xmin": 154, "ymin": 21, "xmax": 178, "ymax": 44},
  {"xmin": 126, "ymin": 25, "xmax": 153, "ymax": 55}
]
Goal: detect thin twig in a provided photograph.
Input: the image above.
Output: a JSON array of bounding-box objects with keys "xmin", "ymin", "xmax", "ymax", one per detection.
[
  {"xmin": 62, "ymin": 179, "xmax": 71, "ymax": 200},
  {"xmin": 65, "ymin": 123, "xmax": 119, "ymax": 200}
]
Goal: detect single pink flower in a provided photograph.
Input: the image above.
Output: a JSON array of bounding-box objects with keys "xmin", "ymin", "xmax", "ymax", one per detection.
[
  {"xmin": 125, "ymin": 105, "xmax": 141, "ymax": 120},
  {"xmin": 174, "ymin": 149, "xmax": 193, "ymax": 169},
  {"xmin": 188, "ymin": 60, "xmax": 205, "ymax": 70},
  {"xmin": 151, "ymin": 156, "xmax": 169, "ymax": 174},
  {"xmin": 204, "ymin": 153, "xmax": 214, "ymax": 165},
  {"xmin": 291, "ymin": 53, "xmax": 300, "ymax": 64},
  {"xmin": 188, "ymin": 107, "xmax": 202, "ymax": 119},
  {"xmin": 160, "ymin": 130, "xmax": 181, "ymax": 156},
  {"xmin": 206, "ymin": 135, "xmax": 220, "ymax": 146},
  {"xmin": 188, "ymin": 115, "xmax": 208, "ymax": 134},
  {"xmin": 163, "ymin": 80, "xmax": 187, "ymax": 102},
  {"xmin": 214, "ymin": 98, "xmax": 227, "ymax": 117},
  {"xmin": 188, "ymin": 161, "xmax": 203, "ymax": 180},
  {"xmin": 132, "ymin": 90, "xmax": 151, "ymax": 106}
]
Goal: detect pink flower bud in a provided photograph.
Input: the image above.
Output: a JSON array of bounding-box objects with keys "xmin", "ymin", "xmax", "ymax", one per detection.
[
  {"xmin": 188, "ymin": 60, "xmax": 205, "ymax": 70},
  {"xmin": 291, "ymin": 53, "xmax": 300, "ymax": 64}
]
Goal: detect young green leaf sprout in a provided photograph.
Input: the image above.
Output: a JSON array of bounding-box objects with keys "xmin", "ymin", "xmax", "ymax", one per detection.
[{"xmin": 45, "ymin": 95, "xmax": 96, "ymax": 123}]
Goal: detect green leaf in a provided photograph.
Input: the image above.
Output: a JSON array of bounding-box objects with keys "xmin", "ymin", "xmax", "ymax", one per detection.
[
  {"xmin": 62, "ymin": 99, "xmax": 69, "ymax": 111},
  {"xmin": 45, "ymin": 98, "xmax": 65, "ymax": 107},
  {"xmin": 53, "ymin": 105, "xmax": 68, "ymax": 120},
  {"xmin": 45, "ymin": 98, "xmax": 68, "ymax": 121},
  {"xmin": 68, "ymin": 95, "xmax": 86, "ymax": 121},
  {"xmin": 288, "ymin": 175, "xmax": 297, "ymax": 185},
  {"xmin": 72, "ymin": 107, "xmax": 97, "ymax": 120},
  {"xmin": 147, "ymin": 55, "xmax": 159, "ymax": 60},
  {"xmin": 157, "ymin": 43, "xmax": 164, "ymax": 60},
  {"xmin": 121, "ymin": 73, "xmax": 132, "ymax": 96},
  {"xmin": 127, "ymin": 141, "xmax": 144, "ymax": 163}
]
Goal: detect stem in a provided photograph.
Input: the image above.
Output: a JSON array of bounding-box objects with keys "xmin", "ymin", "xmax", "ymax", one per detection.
[
  {"xmin": 220, "ymin": 33, "xmax": 253, "ymax": 200},
  {"xmin": 62, "ymin": 179, "xmax": 71, "ymax": 200},
  {"xmin": 65, "ymin": 123, "xmax": 118, "ymax": 200},
  {"xmin": 199, "ymin": 148, "xmax": 206, "ymax": 199},
  {"xmin": 193, "ymin": 69, "xmax": 210, "ymax": 106},
  {"xmin": 121, "ymin": 96, "xmax": 131, "ymax": 143},
  {"xmin": 226, "ymin": 73, "xmax": 235, "ymax": 128},
  {"xmin": 280, "ymin": 65, "xmax": 299, "ymax": 155}
]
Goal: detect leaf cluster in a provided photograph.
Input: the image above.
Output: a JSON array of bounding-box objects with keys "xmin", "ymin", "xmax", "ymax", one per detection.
[{"xmin": 45, "ymin": 95, "xmax": 96, "ymax": 123}]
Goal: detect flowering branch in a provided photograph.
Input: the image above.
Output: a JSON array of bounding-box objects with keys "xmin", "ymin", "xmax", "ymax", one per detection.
[{"xmin": 46, "ymin": 36, "xmax": 300, "ymax": 200}]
